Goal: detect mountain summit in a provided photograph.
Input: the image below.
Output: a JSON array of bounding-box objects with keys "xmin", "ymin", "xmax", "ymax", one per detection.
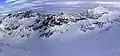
[
  {"xmin": 80, "ymin": 6, "xmax": 109, "ymax": 19},
  {"xmin": 90, "ymin": 6, "xmax": 109, "ymax": 14}
]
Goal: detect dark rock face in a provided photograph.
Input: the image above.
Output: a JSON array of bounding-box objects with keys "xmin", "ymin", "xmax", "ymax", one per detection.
[
  {"xmin": 4, "ymin": 20, "xmax": 20, "ymax": 31},
  {"xmin": 93, "ymin": 22, "xmax": 105, "ymax": 28},
  {"xmin": 5, "ymin": 11, "xmax": 41, "ymax": 19}
]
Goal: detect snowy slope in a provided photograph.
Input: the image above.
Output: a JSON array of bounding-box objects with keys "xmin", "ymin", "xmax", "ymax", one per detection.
[{"xmin": 0, "ymin": 6, "xmax": 120, "ymax": 56}]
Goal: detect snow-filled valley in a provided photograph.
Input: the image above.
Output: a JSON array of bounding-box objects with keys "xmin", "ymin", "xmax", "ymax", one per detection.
[{"xmin": 0, "ymin": 6, "xmax": 120, "ymax": 56}]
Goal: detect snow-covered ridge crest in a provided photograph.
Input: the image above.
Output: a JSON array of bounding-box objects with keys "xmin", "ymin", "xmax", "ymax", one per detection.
[
  {"xmin": 88, "ymin": 6, "xmax": 109, "ymax": 14},
  {"xmin": 80, "ymin": 6, "xmax": 109, "ymax": 19},
  {"xmin": 0, "ymin": 6, "xmax": 119, "ymax": 44}
]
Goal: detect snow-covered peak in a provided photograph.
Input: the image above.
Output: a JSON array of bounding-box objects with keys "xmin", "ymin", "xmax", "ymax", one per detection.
[
  {"xmin": 80, "ymin": 6, "xmax": 109, "ymax": 19},
  {"xmin": 88, "ymin": 6, "xmax": 109, "ymax": 14}
]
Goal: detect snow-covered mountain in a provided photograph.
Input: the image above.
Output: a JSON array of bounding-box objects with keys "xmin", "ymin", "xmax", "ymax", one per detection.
[
  {"xmin": 0, "ymin": 6, "xmax": 119, "ymax": 46},
  {"xmin": 0, "ymin": 6, "xmax": 120, "ymax": 56},
  {"xmin": 0, "ymin": 6, "xmax": 120, "ymax": 43}
]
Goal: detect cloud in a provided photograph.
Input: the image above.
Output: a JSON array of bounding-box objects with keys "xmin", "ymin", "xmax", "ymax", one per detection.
[
  {"xmin": 44, "ymin": 2, "xmax": 61, "ymax": 5},
  {"xmin": 3, "ymin": 0, "xmax": 86, "ymax": 13},
  {"xmin": 2, "ymin": 0, "xmax": 120, "ymax": 13},
  {"xmin": 7, "ymin": 0, "xmax": 40, "ymax": 6},
  {"xmin": 0, "ymin": 5, "xmax": 4, "ymax": 12},
  {"xmin": 5, "ymin": 0, "xmax": 17, "ymax": 3},
  {"xmin": 0, "ymin": 5, "xmax": 4, "ymax": 9},
  {"xmin": 93, "ymin": 1, "xmax": 120, "ymax": 5},
  {"xmin": 1, "ymin": 0, "xmax": 44, "ymax": 13},
  {"xmin": 1, "ymin": 0, "xmax": 42, "ymax": 13},
  {"xmin": 44, "ymin": 1, "xmax": 86, "ymax": 5},
  {"xmin": 92, "ymin": 1, "xmax": 120, "ymax": 8},
  {"xmin": 9, "ymin": 0, "xmax": 27, "ymax": 6},
  {"xmin": 64, "ymin": 1, "xmax": 85, "ymax": 5}
]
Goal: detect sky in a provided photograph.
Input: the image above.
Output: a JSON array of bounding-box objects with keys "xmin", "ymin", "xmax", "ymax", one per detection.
[{"xmin": 0, "ymin": 0, "xmax": 120, "ymax": 13}]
